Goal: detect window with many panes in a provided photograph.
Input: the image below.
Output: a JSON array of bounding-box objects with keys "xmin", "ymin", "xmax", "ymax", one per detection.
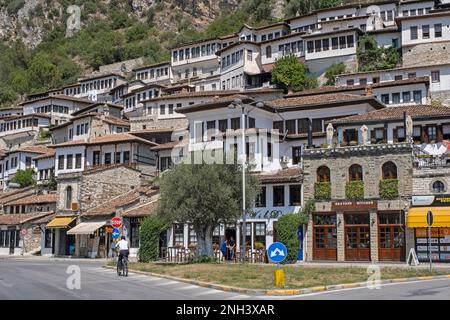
[
  {"xmin": 255, "ymin": 187, "xmax": 266, "ymax": 207},
  {"xmin": 273, "ymin": 186, "xmax": 285, "ymax": 207},
  {"xmin": 289, "ymin": 185, "xmax": 302, "ymax": 206}
]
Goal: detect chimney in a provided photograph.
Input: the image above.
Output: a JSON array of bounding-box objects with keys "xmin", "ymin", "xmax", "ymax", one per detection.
[{"xmin": 365, "ymin": 85, "xmax": 374, "ymax": 97}]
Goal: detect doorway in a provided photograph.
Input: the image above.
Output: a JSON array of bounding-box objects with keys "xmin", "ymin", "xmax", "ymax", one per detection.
[
  {"xmin": 313, "ymin": 214, "xmax": 337, "ymax": 261},
  {"xmin": 345, "ymin": 213, "xmax": 371, "ymax": 261},
  {"xmin": 378, "ymin": 212, "xmax": 405, "ymax": 261},
  {"xmin": 8, "ymin": 228, "xmax": 17, "ymax": 255}
]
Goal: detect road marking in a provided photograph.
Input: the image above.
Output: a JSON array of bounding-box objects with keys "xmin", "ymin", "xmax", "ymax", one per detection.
[
  {"xmin": 153, "ymin": 280, "xmax": 180, "ymax": 286},
  {"xmin": 177, "ymin": 285, "xmax": 201, "ymax": 290}
]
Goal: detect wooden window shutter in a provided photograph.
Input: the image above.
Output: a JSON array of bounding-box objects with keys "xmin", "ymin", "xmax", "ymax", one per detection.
[
  {"xmin": 393, "ymin": 128, "xmax": 398, "ymax": 142},
  {"xmin": 371, "ymin": 129, "xmax": 375, "ymax": 142},
  {"xmin": 422, "ymin": 126, "xmax": 428, "ymax": 143},
  {"xmin": 437, "ymin": 125, "xmax": 443, "ymax": 142},
  {"xmin": 383, "ymin": 127, "xmax": 387, "ymax": 142}
]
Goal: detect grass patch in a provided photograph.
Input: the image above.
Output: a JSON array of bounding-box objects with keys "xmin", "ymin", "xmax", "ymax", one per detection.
[{"xmin": 106, "ymin": 261, "xmax": 450, "ymax": 290}]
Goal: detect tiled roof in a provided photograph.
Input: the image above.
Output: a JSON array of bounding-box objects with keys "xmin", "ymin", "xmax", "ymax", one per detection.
[
  {"xmin": 82, "ymin": 190, "xmax": 140, "ymax": 217},
  {"xmin": 101, "ymin": 116, "xmax": 130, "ymax": 126},
  {"xmin": 70, "ymin": 103, "xmax": 124, "ymax": 116},
  {"xmin": 285, "ymin": 77, "xmax": 429, "ymax": 98},
  {"xmin": 33, "ymin": 149, "xmax": 56, "ymax": 160},
  {"xmin": 0, "ymin": 212, "xmax": 53, "ymax": 225},
  {"xmin": 121, "ymin": 199, "xmax": 158, "ymax": 218},
  {"xmin": 267, "ymin": 93, "xmax": 381, "ymax": 109},
  {"xmin": 19, "ymin": 95, "xmax": 93, "ymax": 106},
  {"xmin": 332, "ymin": 105, "xmax": 450, "ymax": 125},
  {"xmin": 10, "ymin": 145, "xmax": 53, "ymax": 155},
  {"xmin": 5, "ymin": 193, "xmax": 57, "ymax": 206},
  {"xmin": 50, "ymin": 133, "xmax": 158, "ymax": 148},
  {"xmin": 150, "ymin": 140, "xmax": 187, "ymax": 151},
  {"xmin": 255, "ymin": 167, "xmax": 303, "ymax": 184},
  {"xmin": 132, "ymin": 61, "xmax": 170, "ymax": 71},
  {"xmin": 0, "ymin": 187, "xmax": 36, "ymax": 205}
]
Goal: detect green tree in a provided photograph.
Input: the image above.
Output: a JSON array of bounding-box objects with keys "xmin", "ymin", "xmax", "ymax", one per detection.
[
  {"xmin": 357, "ymin": 35, "xmax": 401, "ymax": 72},
  {"xmin": 26, "ymin": 52, "xmax": 62, "ymax": 91},
  {"xmin": 271, "ymin": 55, "xmax": 316, "ymax": 93},
  {"xmin": 157, "ymin": 162, "xmax": 260, "ymax": 258},
  {"xmin": 11, "ymin": 168, "xmax": 36, "ymax": 187},
  {"xmin": 324, "ymin": 62, "xmax": 346, "ymax": 86},
  {"xmin": 138, "ymin": 216, "xmax": 169, "ymax": 262},
  {"xmin": 284, "ymin": 0, "xmax": 343, "ymax": 18}
]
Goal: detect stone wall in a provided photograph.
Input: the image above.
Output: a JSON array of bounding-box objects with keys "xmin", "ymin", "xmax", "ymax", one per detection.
[
  {"xmin": 130, "ymin": 116, "xmax": 188, "ymax": 132},
  {"xmin": 303, "ymin": 144, "xmax": 414, "ymax": 202},
  {"xmin": 21, "ymin": 224, "xmax": 42, "ymax": 254},
  {"xmin": 413, "ymin": 166, "xmax": 450, "ymax": 195},
  {"xmin": 56, "ymin": 172, "xmax": 82, "ymax": 212},
  {"xmin": 402, "ymin": 41, "xmax": 450, "ymax": 68},
  {"xmin": 79, "ymin": 165, "xmax": 141, "ymax": 211}
]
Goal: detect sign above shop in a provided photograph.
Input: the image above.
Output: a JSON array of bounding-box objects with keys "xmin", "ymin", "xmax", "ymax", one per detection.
[
  {"xmin": 331, "ymin": 200, "xmax": 377, "ymax": 211},
  {"xmin": 412, "ymin": 195, "xmax": 450, "ymax": 207}
]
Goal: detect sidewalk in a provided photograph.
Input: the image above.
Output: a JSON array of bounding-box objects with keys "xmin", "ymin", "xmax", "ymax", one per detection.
[
  {"xmin": 295, "ymin": 261, "xmax": 450, "ymax": 269},
  {"xmin": 0, "ymin": 254, "xmax": 108, "ymax": 263}
]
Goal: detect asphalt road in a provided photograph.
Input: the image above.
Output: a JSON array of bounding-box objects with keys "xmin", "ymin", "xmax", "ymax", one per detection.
[
  {"xmin": 0, "ymin": 259, "xmax": 250, "ymax": 300},
  {"xmin": 0, "ymin": 258, "xmax": 449, "ymax": 300}
]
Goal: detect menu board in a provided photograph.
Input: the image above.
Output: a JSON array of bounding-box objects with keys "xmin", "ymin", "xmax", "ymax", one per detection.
[{"xmin": 415, "ymin": 228, "xmax": 450, "ymax": 262}]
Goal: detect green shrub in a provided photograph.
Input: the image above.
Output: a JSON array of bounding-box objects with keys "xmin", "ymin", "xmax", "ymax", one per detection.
[
  {"xmin": 138, "ymin": 216, "xmax": 168, "ymax": 263},
  {"xmin": 11, "ymin": 168, "xmax": 36, "ymax": 187},
  {"xmin": 314, "ymin": 182, "xmax": 331, "ymax": 200},
  {"xmin": 276, "ymin": 214, "xmax": 301, "ymax": 263},
  {"xmin": 379, "ymin": 179, "xmax": 399, "ymax": 199},
  {"xmin": 346, "ymin": 181, "xmax": 364, "ymax": 199},
  {"xmin": 7, "ymin": 0, "xmax": 25, "ymax": 15}
]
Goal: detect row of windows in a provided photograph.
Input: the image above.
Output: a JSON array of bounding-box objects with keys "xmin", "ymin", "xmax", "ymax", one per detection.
[
  {"xmin": 260, "ymin": 30, "xmax": 287, "ymax": 42},
  {"xmin": 0, "ymin": 118, "xmax": 38, "ymax": 132},
  {"xmin": 273, "ymin": 118, "xmax": 328, "ymax": 135},
  {"xmin": 57, "ymin": 154, "xmax": 83, "ymax": 170},
  {"xmin": 81, "ymin": 78, "xmax": 117, "ymax": 93},
  {"xmin": 379, "ymin": 90, "xmax": 423, "ymax": 105},
  {"xmin": 195, "ymin": 117, "xmax": 256, "ymax": 142},
  {"xmin": 0, "ymin": 230, "xmax": 20, "ymax": 248},
  {"xmin": 0, "ymin": 156, "xmax": 18, "ymax": 173},
  {"xmin": 91, "ymin": 150, "xmax": 130, "ymax": 166},
  {"xmin": 221, "ymin": 50, "xmax": 244, "ymax": 68},
  {"xmin": 255, "ymin": 185, "xmax": 302, "ymax": 207},
  {"xmin": 35, "ymin": 105, "xmax": 70, "ymax": 114},
  {"xmin": 222, "ymin": 74, "xmax": 244, "ymax": 90},
  {"xmin": 64, "ymin": 87, "xmax": 81, "ymax": 96},
  {"xmin": 38, "ymin": 168, "xmax": 54, "ymax": 181},
  {"xmin": 307, "ymin": 35, "xmax": 354, "ymax": 53},
  {"xmin": 175, "ymin": 67, "xmax": 215, "ymax": 80},
  {"xmin": 402, "ymin": 7, "xmax": 431, "ymax": 17},
  {"xmin": 125, "ymin": 90, "xmax": 158, "ymax": 109},
  {"xmin": 410, "ymin": 24, "xmax": 442, "ymax": 40},
  {"xmin": 136, "ymin": 67, "xmax": 169, "ymax": 80},
  {"xmin": 265, "ymin": 40, "xmax": 304, "ymax": 58},
  {"xmin": 173, "ymin": 42, "xmax": 221, "ymax": 62},
  {"xmin": 316, "ymin": 162, "xmax": 397, "ymax": 183}
]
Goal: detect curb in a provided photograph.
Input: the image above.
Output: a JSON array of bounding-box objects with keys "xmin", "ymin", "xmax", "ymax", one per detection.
[{"xmin": 102, "ymin": 265, "xmax": 450, "ymax": 296}]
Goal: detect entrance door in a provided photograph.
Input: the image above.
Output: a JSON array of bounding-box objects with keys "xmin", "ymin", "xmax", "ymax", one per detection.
[
  {"xmin": 378, "ymin": 212, "xmax": 405, "ymax": 261},
  {"xmin": 345, "ymin": 214, "xmax": 370, "ymax": 261},
  {"xmin": 313, "ymin": 214, "xmax": 337, "ymax": 261},
  {"xmin": 8, "ymin": 229, "xmax": 16, "ymax": 255}
]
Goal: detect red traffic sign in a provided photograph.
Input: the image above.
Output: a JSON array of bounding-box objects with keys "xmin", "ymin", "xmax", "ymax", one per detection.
[{"xmin": 111, "ymin": 217, "xmax": 122, "ymax": 228}]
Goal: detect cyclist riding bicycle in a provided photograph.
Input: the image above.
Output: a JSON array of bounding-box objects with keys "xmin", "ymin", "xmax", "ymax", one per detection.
[{"xmin": 117, "ymin": 236, "xmax": 129, "ymax": 267}]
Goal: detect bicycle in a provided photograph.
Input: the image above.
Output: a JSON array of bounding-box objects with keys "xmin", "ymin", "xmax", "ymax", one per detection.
[{"xmin": 117, "ymin": 252, "xmax": 129, "ymax": 277}]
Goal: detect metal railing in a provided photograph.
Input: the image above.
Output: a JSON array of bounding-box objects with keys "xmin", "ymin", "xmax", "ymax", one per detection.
[{"xmin": 159, "ymin": 247, "xmax": 267, "ymax": 263}]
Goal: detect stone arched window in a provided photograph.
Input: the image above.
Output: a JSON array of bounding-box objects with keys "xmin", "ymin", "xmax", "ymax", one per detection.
[
  {"xmin": 65, "ymin": 186, "xmax": 72, "ymax": 210},
  {"xmin": 432, "ymin": 180, "xmax": 445, "ymax": 193},
  {"xmin": 382, "ymin": 161, "xmax": 397, "ymax": 179},
  {"xmin": 317, "ymin": 166, "xmax": 330, "ymax": 182},
  {"xmin": 349, "ymin": 164, "xmax": 363, "ymax": 181}
]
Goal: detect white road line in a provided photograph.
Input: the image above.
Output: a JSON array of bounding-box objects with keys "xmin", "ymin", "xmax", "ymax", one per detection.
[
  {"xmin": 152, "ymin": 280, "xmax": 180, "ymax": 286},
  {"xmin": 176, "ymin": 285, "xmax": 201, "ymax": 290}
]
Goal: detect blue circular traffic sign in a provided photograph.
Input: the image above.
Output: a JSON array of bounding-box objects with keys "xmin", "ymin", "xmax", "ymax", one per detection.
[
  {"xmin": 112, "ymin": 228, "xmax": 121, "ymax": 239},
  {"xmin": 267, "ymin": 242, "xmax": 288, "ymax": 263}
]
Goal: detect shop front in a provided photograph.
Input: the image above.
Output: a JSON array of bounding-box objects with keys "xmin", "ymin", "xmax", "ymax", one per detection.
[
  {"xmin": 67, "ymin": 221, "xmax": 111, "ymax": 258},
  {"xmin": 45, "ymin": 216, "xmax": 77, "ymax": 256},
  {"xmin": 311, "ymin": 201, "xmax": 406, "ymax": 262},
  {"xmin": 408, "ymin": 195, "xmax": 450, "ymax": 263}
]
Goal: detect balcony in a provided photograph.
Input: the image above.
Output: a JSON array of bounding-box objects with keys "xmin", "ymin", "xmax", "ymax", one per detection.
[{"xmin": 345, "ymin": 181, "xmax": 364, "ymax": 200}]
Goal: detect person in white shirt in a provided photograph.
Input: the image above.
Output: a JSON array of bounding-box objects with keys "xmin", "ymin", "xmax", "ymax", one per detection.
[{"xmin": 117, "ymin": 236, "xmax": 129, "ymax": 265}]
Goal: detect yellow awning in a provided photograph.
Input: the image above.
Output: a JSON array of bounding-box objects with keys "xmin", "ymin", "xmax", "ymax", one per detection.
[
  {"xmin": 46, "ymin": 217, "xmax": 76, "ymax": 229},
  {"xmin": 407, "ymin": 207, "xmax": 450, "ymax": 228}
]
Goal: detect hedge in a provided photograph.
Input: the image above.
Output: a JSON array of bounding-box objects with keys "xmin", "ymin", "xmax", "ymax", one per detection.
[
  {"xmin": 379, "ymin": 179, "xmax": 399, "ymax": 199},
  {"xmin": 138, "ymin": 216, "xmax": 168, "ymax": 263},
  {"xmin": 345, "ymin": 180, "xmax": 364, "ymax": 199},
  {"xmin": 314, "ymin": 182, "xmax": 331, "ymax": 200}
]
